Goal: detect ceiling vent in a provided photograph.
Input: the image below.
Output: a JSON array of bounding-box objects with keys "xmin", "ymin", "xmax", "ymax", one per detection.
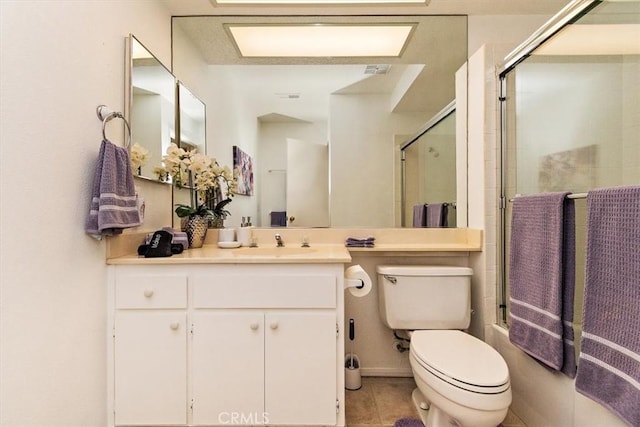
[{"xmin": 364, "ymin": 64, "xmax": 391, "ymax": 75}]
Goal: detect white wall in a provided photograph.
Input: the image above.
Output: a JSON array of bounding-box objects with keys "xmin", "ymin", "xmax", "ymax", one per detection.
[
  {"xmin": 0, "ymin": 2, "xmax": 173, "ymax": 426},
  {"xmin": 468, "ymin": 15, "xmax": 553, "ymax": 59},
  {"xmin": 205, "ymin": 67, "xmax": 260, "ymax": 228},
  {"xmin": 330, "ymin": 93, "xmax": 426, "ymax": 227}
]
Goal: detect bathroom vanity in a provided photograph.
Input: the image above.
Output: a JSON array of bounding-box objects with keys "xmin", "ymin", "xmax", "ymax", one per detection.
[{"xmin": 106, "ymin": 246, "xmax": 351, "ymax": 427}]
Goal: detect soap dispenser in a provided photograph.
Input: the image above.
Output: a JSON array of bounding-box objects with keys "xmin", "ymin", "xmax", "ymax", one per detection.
[{"xmin": 237, "ymin": 216, "xmax": 253, "ymax": 247}]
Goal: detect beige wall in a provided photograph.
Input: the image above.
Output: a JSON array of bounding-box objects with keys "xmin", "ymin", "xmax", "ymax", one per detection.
[{"xmin": 0, "ymin": 1, "xmax": 173, "ymax": 426}]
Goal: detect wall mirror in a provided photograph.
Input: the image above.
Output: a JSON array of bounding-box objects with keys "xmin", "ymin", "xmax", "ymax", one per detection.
[
  {"xmin": 172, "ymin": 15, "xmax": 468, "ymax": 227},
  {"xmin": 125, "ymin": 34, "xmax": 176, "ymax": 182}
]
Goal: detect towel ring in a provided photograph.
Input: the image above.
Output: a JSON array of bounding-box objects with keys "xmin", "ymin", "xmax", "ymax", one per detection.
[{"xmin": 96, "ymin": 105, "xmax": 131, "ymax": 148}]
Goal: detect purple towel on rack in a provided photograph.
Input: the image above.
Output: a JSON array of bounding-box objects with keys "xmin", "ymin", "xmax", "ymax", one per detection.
[
  {"xmin": 270, "ymin": 211, "xmax": 287, "ymax": 227},
  {"xmin": 575, "ymin": 186, "xmax": 640, "ymax": 426},
  {"xmin": 426, "ymin": 203, "xmax": 447, "ymax": 228},
  {"xmin": 85, "ymin": 139, "xmax": 141, "ymax": 239},
  {"xmin": 508, "ymin": 192, "xmax": 576, "ymax": 376},
  {"xmin": 413, "ymin": 204, "xmax": 426, "ymax": 227}
]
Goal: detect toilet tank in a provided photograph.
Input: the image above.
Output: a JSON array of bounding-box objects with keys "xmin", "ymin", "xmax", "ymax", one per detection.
[{"xmin": 376, "ymin": 265, "xmax": 472, "ymax": 330}]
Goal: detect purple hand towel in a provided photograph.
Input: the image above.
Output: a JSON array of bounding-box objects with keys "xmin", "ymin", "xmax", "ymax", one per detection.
[
  {"xmin": 413, "ymin": 204, "xmax": 426, "ymax": 227},
  {"xmin": 508, "ymin": 192, "xmax": 576, "ymax": 376},
  {"xmin": 426, "ymin": 203, "xmax": 447, "ymax": 228},
  {"xmin": 345, "ymin": 236, "xmax": 375, "ymax": 248},
  {"xmin": 85, "ymin": 139, "xmax": 141, "ymax": 239},
  {"xmin": 270, "ymin": 211, "xmax": 287, "ymax": 227},
  {"xmin": 576, "ymin": 186, "xmax": 640, "ymax": 426}
]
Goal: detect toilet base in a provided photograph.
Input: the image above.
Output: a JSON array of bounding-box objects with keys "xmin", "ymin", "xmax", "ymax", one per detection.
[{"xmin": 412, "ymin": 388, "xmax": 461, "ymax": 427}]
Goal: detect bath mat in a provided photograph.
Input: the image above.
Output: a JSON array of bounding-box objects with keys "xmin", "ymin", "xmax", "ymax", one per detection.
[{"xmin": 393, "ymin": 418, "xmax": 424, "ymax": 427}]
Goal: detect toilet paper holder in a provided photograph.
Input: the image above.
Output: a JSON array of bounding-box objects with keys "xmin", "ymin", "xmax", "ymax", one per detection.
[{"xmin": 345, "ymin": 278, "xmax": 365, "ymax": 289}]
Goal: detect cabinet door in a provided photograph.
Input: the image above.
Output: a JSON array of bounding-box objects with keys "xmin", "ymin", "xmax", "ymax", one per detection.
[
  {"xmin": 265, "ymin": 311, "xmax": 337, "ymax": 426},
  {"xmin": 192, "ymin": 312, "xmax": 265, "ymax": 426},
  {"xmin": 114, "ymin": 312, "xmax": 187, "ymax": 426}
]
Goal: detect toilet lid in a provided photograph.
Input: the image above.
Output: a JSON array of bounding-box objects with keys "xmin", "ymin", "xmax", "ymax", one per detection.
[{"xmin": 411, "ymin": 330, "xmax": 509, "ymax": 392}]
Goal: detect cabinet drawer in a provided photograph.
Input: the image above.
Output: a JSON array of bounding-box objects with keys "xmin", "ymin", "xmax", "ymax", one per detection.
[
  {"xmin": 115, "ymin": 275, "xmax": 187, "ymax": 309},
  {"xmin": 193, "ymin": 274, "xmax": 336, "ymax": 309}
]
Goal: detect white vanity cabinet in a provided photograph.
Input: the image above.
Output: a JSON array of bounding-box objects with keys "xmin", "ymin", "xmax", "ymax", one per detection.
[
  {"xmin": 107, "ymin": 263, "xmax": 345, "ymax": 427},
  {"xmin": 111, "ymin": 273, "xmax": 189, "ymax": 426}
]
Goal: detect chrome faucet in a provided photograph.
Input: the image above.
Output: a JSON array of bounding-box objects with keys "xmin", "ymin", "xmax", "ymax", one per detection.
[{"xmin": 275, "ymin": 233, "xmax": 285, "ymax": 247}]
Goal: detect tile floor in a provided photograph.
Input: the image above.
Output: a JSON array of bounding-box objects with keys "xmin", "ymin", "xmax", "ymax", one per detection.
[{"xmin": 345, "ymin": 377, "xmax": 526, "ymax": 427}]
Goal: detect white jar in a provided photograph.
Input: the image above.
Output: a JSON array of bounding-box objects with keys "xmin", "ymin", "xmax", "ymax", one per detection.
[{"xmin": 218, "ymin": 228, "xmax": 236, "ymax": 242}]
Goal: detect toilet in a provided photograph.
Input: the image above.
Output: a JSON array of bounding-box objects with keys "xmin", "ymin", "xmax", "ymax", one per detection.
[{"xmin": 377, "ymin": 265, "xmax": 511, "ymax": 427}]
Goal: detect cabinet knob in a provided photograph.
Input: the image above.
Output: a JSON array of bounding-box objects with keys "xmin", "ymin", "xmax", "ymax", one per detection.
[
  {"xmin": 270, "ymin": 321, "xmax": 279, "ymax": 330},
  {"xmin": 170, "ymin": 322, "xmax": 180, "ymax": 331},
  {"xmin": 143, "ymin": 289, "xmax": 154, "ymax": 298},
  {"xmin": 250, "ymin": 322, "xmax": 260, "ymax": 331}
]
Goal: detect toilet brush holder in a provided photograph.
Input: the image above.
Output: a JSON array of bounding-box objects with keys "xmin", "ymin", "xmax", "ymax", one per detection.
[{"xmin": 345, "ymin": 354, "xmax": 361, "ymax": 390}]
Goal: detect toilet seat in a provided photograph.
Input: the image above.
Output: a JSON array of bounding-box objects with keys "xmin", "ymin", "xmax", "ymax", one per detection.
[{"xmin": 410, "ymin": 330, "xmax": 510, "ymax": 394}]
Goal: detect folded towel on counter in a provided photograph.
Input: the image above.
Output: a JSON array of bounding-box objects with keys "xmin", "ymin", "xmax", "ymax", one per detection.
[
  {"xmin": 575, "ymin": 186, "xmax": 640, "ymax": 426},
  {"xmin": 85, "ymin": 139, "xmax": 141, "ymax": 239},
  {"xmin": 426, "ymin": 203, "xmax": 448, "ymax": 228},
  {"xmin": 508, "ymin": 192, "xmax": 576, "ymax": 376},
  {"xmin": 270, "ymin": 211, "xmax": 287, "ymax": 227},
  {"xmin": 412, "ymin": 204, "xmax": 426, "ymax": 227},
  {"xmin": 345, "ymin": 236, "xmax": 375, "ymax": 248}
]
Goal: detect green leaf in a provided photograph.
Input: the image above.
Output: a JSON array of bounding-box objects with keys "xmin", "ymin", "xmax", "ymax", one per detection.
[{"xmin": 174, "ymin": 204, "xmax": 196, "ymax": 218}]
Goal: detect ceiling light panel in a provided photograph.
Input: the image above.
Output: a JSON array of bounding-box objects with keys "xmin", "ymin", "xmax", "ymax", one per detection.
[{"xmin": 227, "ymin": 24, "xmax": 416, "ymax": 58}]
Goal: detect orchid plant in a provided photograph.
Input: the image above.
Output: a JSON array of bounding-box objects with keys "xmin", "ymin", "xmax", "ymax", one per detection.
[
  {"xmin": 156, "ymin": 143, "xmax": 236, "ymax": 219},
  {"xmin": 130, "ymin": 142, "xmax": 150, "ymax": 173}
]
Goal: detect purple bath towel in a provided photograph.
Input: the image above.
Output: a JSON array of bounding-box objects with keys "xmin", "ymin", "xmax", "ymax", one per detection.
[
  {"xmin": 413, "ymin": 204, "xmax": 426, "ymax": 227},
  {"xmin": 85, "ymin": 139, "xmax": 141, "ymax": 239},
  {"xmin": 508, "ymin": 192, "xmax": 576, "ymax": 376},
  {"xmin": 426, "ymin": 203, "xmax": 448, "ymax": 228},
  {"xmin": 575, "ymin": 186, "xmax": 640, "ymax": 426}
]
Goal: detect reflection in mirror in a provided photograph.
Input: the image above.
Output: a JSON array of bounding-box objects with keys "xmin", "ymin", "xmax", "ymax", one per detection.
[
  {"xmin": 172, "ymin": 81, "xmax": 207, "ymax": 225},
  {"xmin": 126, "ymin": 34, "xmax": 175, "ymax": 181},
  {"xmin": 400, "ymin": 102, "xmax": 456, "ymax": 228},
  {"xmin": 177, "ymin": 81, "xmax": 206, "ymax": 154},
  {"xmin": 172, "ymin": 16, "xmax": 468, "ymax": 227}
]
